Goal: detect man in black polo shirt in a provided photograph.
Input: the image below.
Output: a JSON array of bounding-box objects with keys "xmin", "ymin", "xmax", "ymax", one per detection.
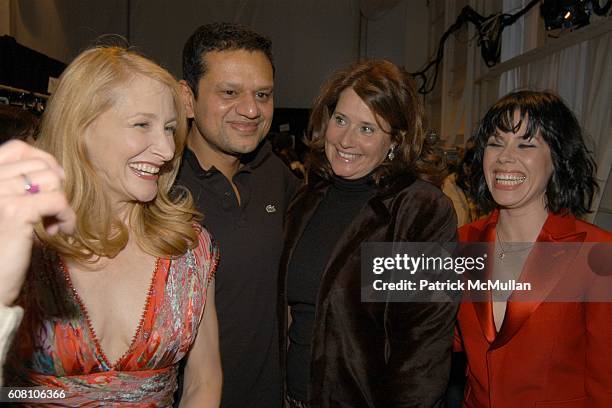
[{"xmin": 177, "ymin": 23, "xmax": 299, "ymax": 407}]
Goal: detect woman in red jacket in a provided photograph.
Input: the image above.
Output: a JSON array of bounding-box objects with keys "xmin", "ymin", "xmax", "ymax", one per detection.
[{"xmin": 456, "ymin": 90, "xmax": 611, "ymax": 407}]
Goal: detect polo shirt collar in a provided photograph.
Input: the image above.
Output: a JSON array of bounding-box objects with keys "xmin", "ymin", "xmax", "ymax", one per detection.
[{"xmin": 183, "ymin": 139, "xmax": 273, "ymax": 178}]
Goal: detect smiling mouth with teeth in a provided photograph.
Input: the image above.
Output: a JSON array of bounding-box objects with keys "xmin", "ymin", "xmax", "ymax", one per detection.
[
  {"xmin": 337, "ymin": 150, "xmax": 360, "ymax": 161},
  {"xmin": 495, "ymin": 173, "xmax": 526, "ymax": 185},
  {"xmin": 129, "ymin": 163, "xmax": 161, "ymax": 176}
]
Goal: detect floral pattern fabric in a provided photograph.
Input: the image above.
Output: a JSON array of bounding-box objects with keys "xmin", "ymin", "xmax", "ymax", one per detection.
[{"xmin": 4, "ymin": 230, "xmax": 218, "ymax": 407}]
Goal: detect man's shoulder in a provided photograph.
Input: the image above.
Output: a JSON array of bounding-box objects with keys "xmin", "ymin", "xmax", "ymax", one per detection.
[
  {"xmin": 175, "ymin": 148, "xmax": 220, "ymax": 187},
  {"xmin": 251, "ymin": 144, "xmax": 300, "ymax": 188},
  {"xmin": 175, "ymin": 149, "xmax": 198, "ymax": 183},
  {"xmin": 252, "ymin": 143, "xmax": 289, "ymax": 171}
]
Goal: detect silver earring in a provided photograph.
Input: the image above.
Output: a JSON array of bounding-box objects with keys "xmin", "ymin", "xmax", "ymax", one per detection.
[{"xmin": 387, "ymin": 146, "xmax": 395, "ymax": 160}]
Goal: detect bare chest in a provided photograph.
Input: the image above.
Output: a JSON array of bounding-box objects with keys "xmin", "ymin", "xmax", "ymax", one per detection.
[{"xmin": 65, "ymin": 250, "xmax": 158, "ymax": 366}]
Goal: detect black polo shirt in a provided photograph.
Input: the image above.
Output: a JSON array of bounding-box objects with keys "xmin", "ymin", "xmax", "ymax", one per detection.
[{"xmin": 176, "ymin": 141, "xmax": 299, "ymax": 408}]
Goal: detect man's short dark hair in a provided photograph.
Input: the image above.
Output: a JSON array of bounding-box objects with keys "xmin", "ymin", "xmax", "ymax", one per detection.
[{"xmin": 182, "ymin": 22, "xmax": 274, "ymax": 97}]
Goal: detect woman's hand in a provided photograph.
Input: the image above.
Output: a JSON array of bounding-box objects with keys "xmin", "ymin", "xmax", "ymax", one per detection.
[{"xmin": 0, "ymin": 140, "xmax": 76, "ymax": 306}]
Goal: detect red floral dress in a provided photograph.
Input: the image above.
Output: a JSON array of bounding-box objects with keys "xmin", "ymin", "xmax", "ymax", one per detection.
[{"xmin": 4, "ymin": 230, "xmax": 218, "ymax": 407}]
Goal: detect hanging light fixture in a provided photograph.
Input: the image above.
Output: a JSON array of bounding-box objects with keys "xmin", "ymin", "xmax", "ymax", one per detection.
[{"xmin": 541, "ymin": 0, "xmax": 592, "ymax": 30}]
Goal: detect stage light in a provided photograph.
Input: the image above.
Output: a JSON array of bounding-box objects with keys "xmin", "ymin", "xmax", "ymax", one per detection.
[{"xmin": 541, "ymin": 0, "xmax": 591, "ymax": 30}]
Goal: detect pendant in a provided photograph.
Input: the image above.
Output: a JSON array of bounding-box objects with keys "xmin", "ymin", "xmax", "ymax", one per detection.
[{"xmin": 498, "ymin": 252, "xmax": 505, "ymax": 260}]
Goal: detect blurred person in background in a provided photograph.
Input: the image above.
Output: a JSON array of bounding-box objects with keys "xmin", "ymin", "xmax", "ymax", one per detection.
[
  {"xmin": 0, "ymin": 104, "xmax": 39, "ymax": 144},
  {"xmin": 442, "ymin": 142, "xmax": 479, "ymax": 226}
]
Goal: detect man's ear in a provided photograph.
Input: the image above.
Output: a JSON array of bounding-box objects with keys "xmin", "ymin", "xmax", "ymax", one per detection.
[{"xmin": 179, "ymin": 80, "xmax": 196, "ymax": 119}]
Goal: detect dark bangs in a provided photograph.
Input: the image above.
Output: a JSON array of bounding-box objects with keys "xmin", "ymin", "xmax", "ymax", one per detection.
[{"xmin": 481, "ymin": 97, "xmax": 543, "ymax": 143}]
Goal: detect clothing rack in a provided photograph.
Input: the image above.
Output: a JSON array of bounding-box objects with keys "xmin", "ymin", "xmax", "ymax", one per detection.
[
  {"xmin": 0, "ymin": 83, "xmax": 48, "ymax": 115},
  {"xmin": 0, "ymin": 83, "xmax": 49, "ymax": 100}
]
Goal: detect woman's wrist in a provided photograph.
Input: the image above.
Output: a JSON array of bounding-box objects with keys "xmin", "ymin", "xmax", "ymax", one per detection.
[{"xmin": 0, "ymin": 290, "xmax": 18, "ymax": 308}]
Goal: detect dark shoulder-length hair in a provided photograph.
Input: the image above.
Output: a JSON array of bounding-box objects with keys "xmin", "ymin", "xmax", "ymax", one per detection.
[
  {"xmin": 305, "ymin": 59, "xmax": 445, "ymax": 186},
  {"xmin": 467, "ymin": 90, "xmax": 598, "ymax": 217}
]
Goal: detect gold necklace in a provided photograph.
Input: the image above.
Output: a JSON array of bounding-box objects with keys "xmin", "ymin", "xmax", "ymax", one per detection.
[{"xmin": 496, "ymin": 228, "xmax": 534, "ymax": 260}]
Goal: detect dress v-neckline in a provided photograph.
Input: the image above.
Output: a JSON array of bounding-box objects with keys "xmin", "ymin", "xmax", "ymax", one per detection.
[{"xmin": 59, "ymin": 257, "xmax": 161, "ymax": 369}]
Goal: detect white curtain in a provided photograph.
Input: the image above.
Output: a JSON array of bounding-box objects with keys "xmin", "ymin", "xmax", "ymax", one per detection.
[
  {"xmin": 359, "ymin": 0, "xmax": 402, "ymax": 20},
  {"xmin": 498, "ymin": 15, "xmax": 612, "ymax": 222},
  {"xmin": 129, "ymin": 0, "xmax": 360, "ymax": 109}
]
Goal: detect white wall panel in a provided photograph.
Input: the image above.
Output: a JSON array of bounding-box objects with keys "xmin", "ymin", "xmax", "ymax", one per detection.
[
  {"xmin": 8, "ymin": 0, "xmax": 127, "ymax": 63},
  {"xmin": 7, "ymin": 0, "xmax": 430, "ymax": 109},
  {"xmin": 129, "ymin": 0, "xmax": 360, "ymax": 108}
]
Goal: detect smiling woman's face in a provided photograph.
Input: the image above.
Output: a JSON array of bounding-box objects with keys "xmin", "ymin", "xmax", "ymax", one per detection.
[
  {"xmin": 85, "ymin": 75, "xmax": 178, "ymax": 210},
  {"xmin": 483, "ymin": 111, "xmax": 554, "ymax": 212},
  {"xmin": 324, "ymin": 88, "xmax": 393, "ymax": 180}
]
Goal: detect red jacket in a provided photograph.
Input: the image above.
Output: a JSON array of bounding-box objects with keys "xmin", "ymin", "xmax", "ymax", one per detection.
[{"xmin": 456, "ymin": 210, "xmax": 612, "ymax": 408}]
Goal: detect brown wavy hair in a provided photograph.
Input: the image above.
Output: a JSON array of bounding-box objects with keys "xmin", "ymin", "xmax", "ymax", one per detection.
[
  {"xmin": 306, "ymin": 59, "xmax": 445, "ymax": 186},
  {"xmin": 35, "ymin": 46, "xmax": 200, "ymax": 263}
]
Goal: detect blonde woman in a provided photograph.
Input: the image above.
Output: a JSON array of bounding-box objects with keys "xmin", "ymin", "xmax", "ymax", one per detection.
[{"xmin": 4, "ymin": 46, "xmax": 221, "ymax": 407}]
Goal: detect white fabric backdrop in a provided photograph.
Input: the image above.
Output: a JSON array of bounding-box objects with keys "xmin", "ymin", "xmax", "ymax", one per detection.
[
  {"xmin": 499, "ymin": 0, "xmax": 611, "ymax": 221},
  {"xmin": 129, "ymin": 0, "xmax": 360, "ymax": 109},
  {"xmin": 498, "ymin": 35, "xmax": 611, "ymax": 222},
  {"xmin": 8, "ymin": 0, "xmax": 430, "ymax": 108}
]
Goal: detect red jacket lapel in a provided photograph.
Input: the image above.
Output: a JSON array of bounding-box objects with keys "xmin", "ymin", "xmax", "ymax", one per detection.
[
  {"xmin": 463, "ymin": 212, "xmax": 498, "ymax": 344},
  {"xmin": 491, "ymin": 212, "xmax": 587, "ymax": 349}
]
